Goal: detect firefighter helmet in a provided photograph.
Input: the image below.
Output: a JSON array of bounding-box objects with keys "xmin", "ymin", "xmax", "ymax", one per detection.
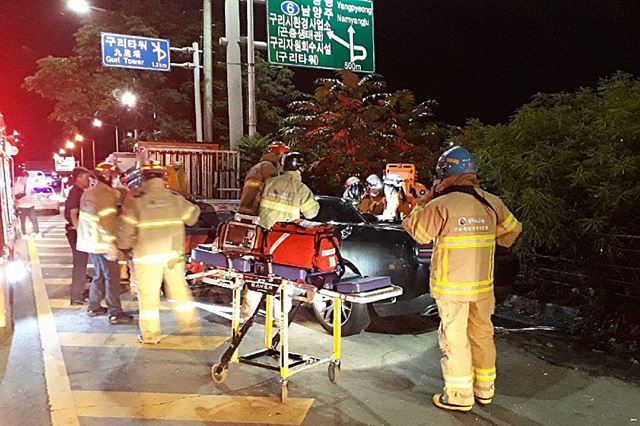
[
  {"xmin": 140, "ymin": 161, "xmax": 166, "ymax": 180},
  {"xmin": 365, "ymin": 174, "xmax": 383, "ymax": 191},
  {"xmin": 344, "ymin": 176, "xmax": 361, "ymax": 188},
  {"xmin": 282, "ymin": 152, "xmax": 305, "ymax": 172},
  {"xmin": 383, "ymin": 173, "xmax": 404, "ymax": 188},
  {"xmin": 435, "ymin": 146, "xmax": 477, "ymax": 179},
  {"xmin": 346, "ymin": 182, "xmax": 366, "ymax": 201},
  {"xmin": 94, "ymin": 162, "xmax": 118, "ymax": 184},
  {"xmin": 267, "ymin": 141, "xmax": 291, "ymax": 155}
]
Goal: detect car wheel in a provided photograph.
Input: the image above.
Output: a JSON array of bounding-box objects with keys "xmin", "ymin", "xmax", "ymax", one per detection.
[{"xmin": 311, "ymin": 294, "xmax": 370, "ymax": 336}]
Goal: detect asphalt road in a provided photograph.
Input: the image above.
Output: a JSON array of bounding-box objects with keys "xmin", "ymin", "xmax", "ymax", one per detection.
[{"xmin": 1, "ymin": 214, "xmax": 639, "ymax": 425}]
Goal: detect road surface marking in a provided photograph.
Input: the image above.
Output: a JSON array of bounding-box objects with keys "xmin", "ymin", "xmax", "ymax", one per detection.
[
  {"xmin": 58, "ymin": 332, "xmax": 228, "ymax": 351},
  {"xmin": 40, "ymin": 263, "xmax": 94, "ymax": 269},
  {"xmin": 43, "ymin": 278, "xmax": 72, "ymax": 285},
  {"xmin": 73, "ymin": 391, "xmax": 313, "ymax": 425},
  {"xmin": 49, "ymin": 299, "xmax": 170, "ymax": 311},
  {"xmin": 28, "ymin": 239, "xmax": 80, "ymax": 426},
  {"xmin": 37, "ymin": 252, "xmax": 72, "ymax": 258},
  {"xmin": 35, "ymin": 243, "xmax": 70, "ymax": 248}
]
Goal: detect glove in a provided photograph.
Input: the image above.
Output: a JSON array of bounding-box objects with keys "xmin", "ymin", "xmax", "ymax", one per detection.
[{"xmin": 106, "ymin": 245, "xmax": 120, "ymax": 262}]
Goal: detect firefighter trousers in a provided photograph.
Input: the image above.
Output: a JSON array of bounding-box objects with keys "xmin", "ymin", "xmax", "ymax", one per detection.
[
  {"xmin": 135, "ymin": 261, "xmax": 200, "ymax": 341},
  {"xmin": 435, "ymin": 297, "xmax": 496, "ymax": 406}
]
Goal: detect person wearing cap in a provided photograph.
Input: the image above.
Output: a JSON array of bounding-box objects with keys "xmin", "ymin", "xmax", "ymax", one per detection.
[
  {"xmin": 237, "ymin": 141, "xmax": 291, "ymax": 216},
  {"xmin": 116, "ymin": 161, "xmax": 201, "ymax": 344},
  {"xmin": 403, "ymin": 146, "xmax": 522, "ymax": 412},
  {"xmin": 76, "ymin": 162, "xmax": 133, "ymax": 324},
  {"xmin": 64, "ymin": 167, "xmax": 92, "ymax": 305}
]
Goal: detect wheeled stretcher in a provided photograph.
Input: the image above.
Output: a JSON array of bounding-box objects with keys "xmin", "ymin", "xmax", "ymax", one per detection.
[{"xmin": 189, "ymin": 244, "xmax": 403, "ymax": 402}]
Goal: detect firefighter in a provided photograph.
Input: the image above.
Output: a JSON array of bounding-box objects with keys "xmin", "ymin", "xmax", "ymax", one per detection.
[
  {"xmin": 237, "ymin": 141, "xmax": 291, "ymax": 216},
  {"xmin": 77, "ymin": 162, "xmax": 133, "ymax": 324},
  {"xmin": 402, "ymin": 146, "xmax": 522, "ymax": 412},
  {"xmin": 241, "ymin": 152, "xmax": 320, "ymax": 320},
  {"xmin": 116, "ymin": 161, "xmax": 201, "ymax": 344},
  {"xmin": 357, "ymin": 174, "xmax": 386, "ymax": 215},
  {"xmin": 378, "ymin": 173, "xmax": 411, "ymax": 221}
]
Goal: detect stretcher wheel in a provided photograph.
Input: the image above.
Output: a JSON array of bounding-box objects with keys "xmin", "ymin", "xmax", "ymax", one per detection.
[
  {"xmin": 211, "ymin": 363, "xmax": 228, "ymax": 384},
  {"xmin": 328, "ymin": 362, "xmax": 340, "ymax": 384},
  {"xmin": 280, "ymin": 381, "xmax": 288, "ymax": 403}
]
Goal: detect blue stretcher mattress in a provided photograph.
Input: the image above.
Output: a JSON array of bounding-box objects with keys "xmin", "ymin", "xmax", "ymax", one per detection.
[{"xmin": 190, "ymin": 246, "xmax": 391, "ymax": 293}]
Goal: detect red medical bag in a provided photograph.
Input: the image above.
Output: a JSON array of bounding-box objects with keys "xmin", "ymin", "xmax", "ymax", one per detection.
[{"xmin": 264, "ymin": 221, "xmax": 340, "ymax": 272}]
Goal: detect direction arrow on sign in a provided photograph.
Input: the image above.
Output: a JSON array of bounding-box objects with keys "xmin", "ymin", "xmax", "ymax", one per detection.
[{"xmin": 266, "ymin": 0, "xmax": 375, "ymax": 73}]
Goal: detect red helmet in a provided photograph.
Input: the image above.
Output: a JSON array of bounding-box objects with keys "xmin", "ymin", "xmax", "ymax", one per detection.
[{"xmin": 267, "ymin": 141, "xmax": 291, "ymax": 155}]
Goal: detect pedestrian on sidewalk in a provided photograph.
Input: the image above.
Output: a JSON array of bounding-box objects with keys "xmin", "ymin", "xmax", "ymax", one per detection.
[
  {"xmin": 116, "ymin": 161, "xmax": 201, "ymax": 344},
  {"xmin": 76, "ymin": 163, "xmax": 133, "ymax": 324},
  {"xmin": 64, "ymin": 167, "xmax": 92, "ymax": 305},
  {"xmin": 403, "ymin": 146, "xmax": 522, "ymax": 412},
  {"xmin": 14, "ymin": 171, "xmax": 41, "ymax": 239}
]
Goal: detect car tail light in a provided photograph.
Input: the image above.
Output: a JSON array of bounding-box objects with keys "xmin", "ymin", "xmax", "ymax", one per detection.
[{"xmin": 415, "ymin": 243, "xmax": 433, "ymax": 263}]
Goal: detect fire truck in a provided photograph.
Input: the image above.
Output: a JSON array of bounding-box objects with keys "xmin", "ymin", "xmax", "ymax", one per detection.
[{"xmin": 0, "ymin": 113, "xmax": 18, "ymax": 331}]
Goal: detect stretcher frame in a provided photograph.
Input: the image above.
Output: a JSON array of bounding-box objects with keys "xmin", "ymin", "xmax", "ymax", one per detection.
[{"xmin": 192, "ymin": 254, "xmax": 402, "ymax": 402}]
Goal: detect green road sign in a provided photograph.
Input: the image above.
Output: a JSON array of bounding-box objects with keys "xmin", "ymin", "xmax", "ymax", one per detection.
[{"xmin": 266, "ymin": 0, "xmax": 375, "ymax": 73}]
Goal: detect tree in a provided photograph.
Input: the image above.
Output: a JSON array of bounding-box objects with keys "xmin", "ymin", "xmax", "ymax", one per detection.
[
  {"xmin": 281, "ymin": 70, "xmax": 446, "ymax": 194},
  {"xmin": 453, "ymin": 72, "xmax": 640, "ymax": 257},
  {"xmin": 24, "ymin": 1, "xmax": 200, "ymax": 146}
]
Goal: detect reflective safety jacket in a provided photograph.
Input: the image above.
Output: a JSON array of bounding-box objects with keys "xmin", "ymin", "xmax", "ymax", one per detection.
[
  {"xmin": 357, "ymin": 194, "xmax": 386, "ymax": 215},
  {"xmin": 402, "ymin": 174, "xmax": 522, "ymax": 301},
  {"xmin": 238, "ymin": 153, "xmax": 280, "ymax": 216},
  {"xmin": 116, "ymin": 178, "xmax": 200, "ymax": 264},
  {"xmin": 258, "ymin": 171, "xmax": 319, "ymax": 229},
  {"xmin": 76, "ymin": 181, "xmax": 121, "ymax": 254}
]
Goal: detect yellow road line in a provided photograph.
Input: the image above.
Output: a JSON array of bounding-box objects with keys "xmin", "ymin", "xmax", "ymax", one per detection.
[
  {"xmin": 73, "ymin": 391, "xmax": 313, "ymax": 425},
  {"xmin": 58, "ymin": 332, "xmax": 228, "ymax": 351},
  {"xmin": 48, "ymin": 299, "xmax": 170, "ymax": 311},
  {"xmin": 28, "ymin": 240, "xmax": 80, "ymax": 426}
]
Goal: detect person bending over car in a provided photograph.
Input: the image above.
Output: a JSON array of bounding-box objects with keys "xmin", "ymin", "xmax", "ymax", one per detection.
[
  {"xmin": 403, "ymin": 146, "xmax": 521, "ymax": 413},
  {"xmin": 241, "ymin": 151, "xmax": 320, "ymax": 321}
]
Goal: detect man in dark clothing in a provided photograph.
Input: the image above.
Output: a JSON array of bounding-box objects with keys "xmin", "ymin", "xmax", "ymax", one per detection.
[{"xmin": 64, "ymin": 167, "xmax": 92, "ymax": 305}]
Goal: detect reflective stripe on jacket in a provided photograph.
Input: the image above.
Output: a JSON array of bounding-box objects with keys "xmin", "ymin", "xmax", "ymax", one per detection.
[
  {"xmin": 116, "ymin": 178, "xmax": 200, "ymax": 264},
  {"xmin": 238, "ymin": 154, "xmax": 280, "ymax": 216},
  {"xmin": 258, "ymin": 171, "xmax": 319, "ymax": 229},
  {"xmin": 76, "ymin": 181, "xmax": 120, "ymax": 254},
  {"xmin": 402, "ymin": 175, "xmax": 522, "ymax": 301}
]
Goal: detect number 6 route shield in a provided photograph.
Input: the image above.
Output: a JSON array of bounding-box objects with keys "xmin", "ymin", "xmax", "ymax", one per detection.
[{"xmin": 101, "ymin": 32, "xmax": 171, "ymax": 72}]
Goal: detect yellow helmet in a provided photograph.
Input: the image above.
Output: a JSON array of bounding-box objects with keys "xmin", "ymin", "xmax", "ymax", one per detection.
[{"xmin": 140, "ymin": 161, "xmax": 166, "ymax": 179}]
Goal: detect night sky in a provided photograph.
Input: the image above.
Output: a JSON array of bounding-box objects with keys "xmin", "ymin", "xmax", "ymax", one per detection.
[{"xmin": 1, "ymin": 0, "xmax": 640, "ymax": 163}]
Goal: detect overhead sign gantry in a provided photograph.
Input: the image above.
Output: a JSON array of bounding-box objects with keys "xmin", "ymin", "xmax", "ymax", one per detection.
[{"xmin": 266, "ymin": 0, "xmax": 375, "ymax": 72}]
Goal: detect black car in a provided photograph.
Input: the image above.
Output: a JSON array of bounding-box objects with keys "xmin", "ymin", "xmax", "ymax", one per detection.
[{"xmin": 310, "ymin": 196, "xmax": 518, "ymax": 335}]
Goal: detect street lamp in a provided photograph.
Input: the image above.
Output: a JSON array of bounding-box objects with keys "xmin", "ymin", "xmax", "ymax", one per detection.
[
  {"xmin": 66, "ymin": 0, "xmax": 90, "ymax": 14},
  {"xmin": 65, "ymin": 140, "xmax": 75, "ymax": 150},
  {"xmin": 121, "ymin": 91, "xmax": 137, "ymax": 108},
  {"xmin": 74, "ymin": 133, "xmax": 96, "ymax": 168},
  {"xmin": 92, "ymin": 118, "xmax": 120, "ymax": 152}
]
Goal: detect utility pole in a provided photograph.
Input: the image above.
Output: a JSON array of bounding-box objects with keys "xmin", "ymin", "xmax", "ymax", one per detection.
[
  {"xmin": 192, "ymin": 42, "xmax": 203, "ymax": 142},
  {"xmin": 225, "ymin": 0, "xmax": 244, "ymax": 150},
  {"xmin": 247, "ymin": 0, "xmax": 257, "ymax": 137},
  {"xmin": 203, "ymin": 0, "xmax": 214, "ymax": 142}
]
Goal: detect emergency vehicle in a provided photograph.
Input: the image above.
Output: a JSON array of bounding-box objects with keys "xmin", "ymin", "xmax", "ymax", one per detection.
[{"xmin": 0, "ymin": 113, "xmax": 19, "ymax": 331}]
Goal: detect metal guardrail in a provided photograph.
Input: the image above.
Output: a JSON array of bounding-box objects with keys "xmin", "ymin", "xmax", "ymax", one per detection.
[{"xmin": 138, "ymin": 143, "xmax": 240, "ymax": 200}]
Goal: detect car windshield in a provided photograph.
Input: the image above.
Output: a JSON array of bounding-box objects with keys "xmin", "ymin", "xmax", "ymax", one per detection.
[{"xmin": 315, "ymin": 198, "xmax": 365, "ymax": 224}]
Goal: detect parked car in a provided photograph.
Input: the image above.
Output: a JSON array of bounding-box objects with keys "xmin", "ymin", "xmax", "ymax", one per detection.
[
  {"xmin": 32, "ymin": 186, "xmax": 61, "ymax": 214},
  {"xmin": 310, "ymin": 196, "xmax": 519, "ymax": 335}
]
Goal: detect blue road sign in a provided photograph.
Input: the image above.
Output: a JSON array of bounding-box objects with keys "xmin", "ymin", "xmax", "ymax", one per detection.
[{"xmin": 101, "ymin": 32, "xmax": 171, "ymax": 72}]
